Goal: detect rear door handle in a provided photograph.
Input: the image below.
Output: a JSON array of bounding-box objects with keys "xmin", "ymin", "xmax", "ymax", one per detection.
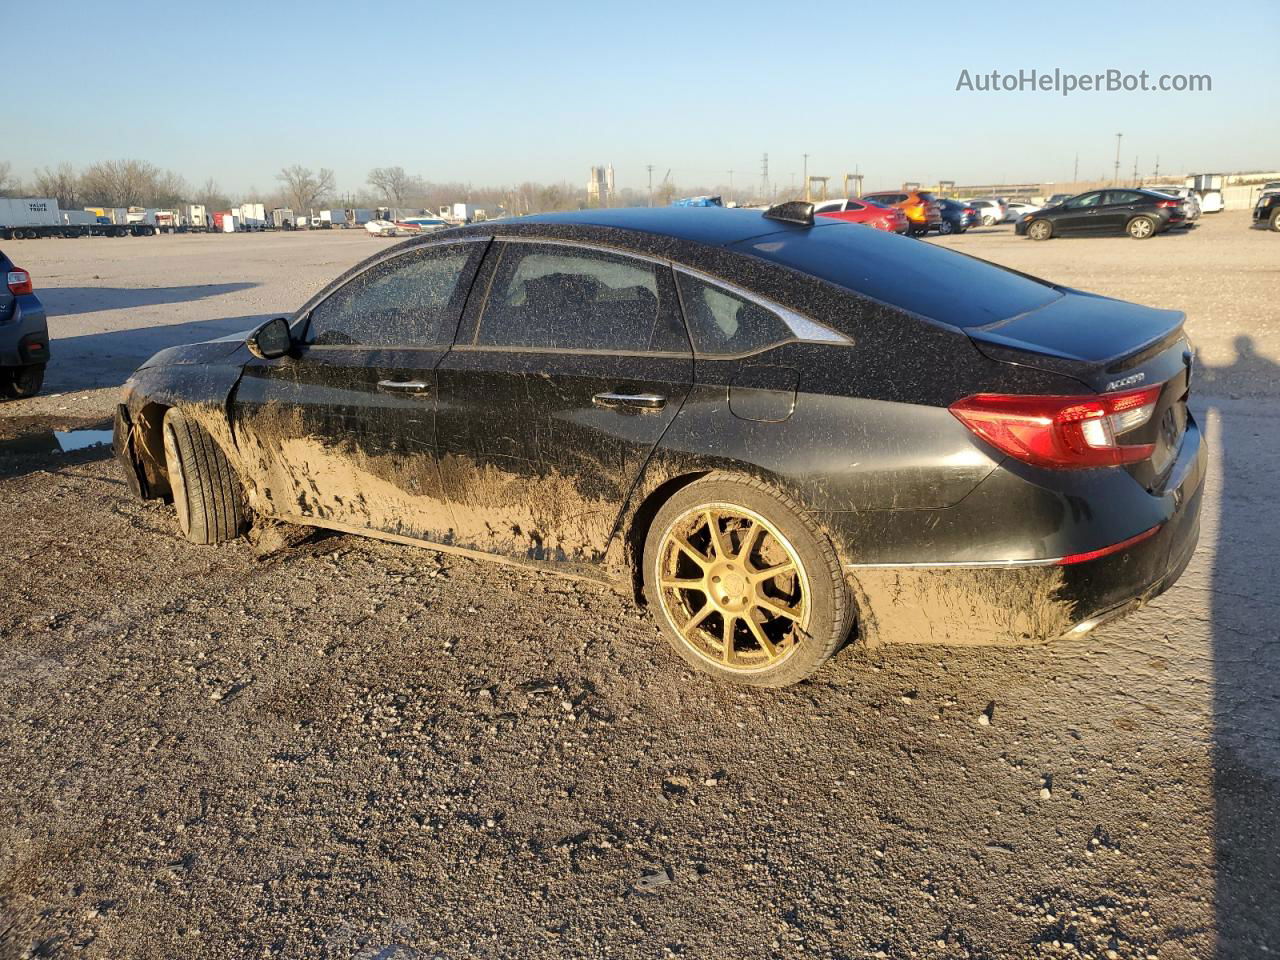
[
  {"xmin": 592, "ymin": 391, "xmax": 667, "ymax": 411},
  {"xmin": 377, "ymin": 379, "xmax": 431, "ymax": 395}
]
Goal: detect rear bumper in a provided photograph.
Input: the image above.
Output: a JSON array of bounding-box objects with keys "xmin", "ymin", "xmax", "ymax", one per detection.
[
  {"xmin": 0, "ymin": 295, "xmax": 50, "ymax": 368},
  {"xmin": 841, "ymin": 414, "xmax": 1207, "ymax": 646}
]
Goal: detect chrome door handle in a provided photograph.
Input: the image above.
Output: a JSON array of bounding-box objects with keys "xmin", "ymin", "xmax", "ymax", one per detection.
[
  {"xmin": 592, "ymin": 392, "xmax": 667, "ymax": 411},
  {"xmin": 377, "ymin": 379, "xmax": 431, "ymax": 394}
]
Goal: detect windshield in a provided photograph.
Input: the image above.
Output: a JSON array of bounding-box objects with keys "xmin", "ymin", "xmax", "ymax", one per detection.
[{"xmin": 734, "ymin": 224, "xmax": 1061, "ymax": 329}]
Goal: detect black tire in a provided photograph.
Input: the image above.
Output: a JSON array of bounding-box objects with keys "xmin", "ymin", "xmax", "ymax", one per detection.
[
  {"xmin": 938, "ymin": 220, "xmax": 955, "ymax": 235},
  {"xmin": 2, "ymin": 364, "xmax": 45, "ymax": 399},
  {"xmin": 1027, "ymin": 219, "xmax": 1053, "ymax": 241},
  {"xmin": 642, "ymin": 473, "xmax": 853, "ymax": 687},
  {"xmin": 1270, "ymin": 209, "xmax": 1280, "ymax": 232},
  {"xmin": 161, "ymin": 408, "xmax": 246, "ymax": 545},
  {"xmin": 1127, "ymin": 216, "xmax": 1156, "ymax": 239}
]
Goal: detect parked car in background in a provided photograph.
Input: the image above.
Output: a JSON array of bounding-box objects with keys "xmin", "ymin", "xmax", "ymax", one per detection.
[
  {"xmin": 1017, "ymin": 188, "xmax": 1186, "ymax": 240},
  {"xmin": 860, "ymin": 190, "xmax": 942, "ymax": 236},
  {"xmin": 113, "ymin": 204, "xmax": 1205, "ymax": 687},
  {"xmin": 1003, "ymin": 200, "xmax": 1042, "ymax": 221},
  {"xmin": 1145, "ymin": 186, "xmax": 1201, "ymax": 221},
  {"xmin": 935, "ymin": 198, "xmax": 976, "ymax": 234},
  {"xmin": 813, "ymin": 197, "xmax": 910, "ymax": 233},
  {"xmin": 1043, "ymin": 193, "xmax": 1073, "ymax": 207},
  {"xmin": 1253, "ymin": 192, "xmax": 1280, "ymax": 231},
  {"xmin": 0, "ymin": 247, "xmax": 49, "ymax": 398},
  {"xmin": 967, "ymin": 199, "xmax": 1006, "ymax": 226},
  {"xmin": 1257, "ymin": 181, "xmax": 1280, "ymax": 200}
]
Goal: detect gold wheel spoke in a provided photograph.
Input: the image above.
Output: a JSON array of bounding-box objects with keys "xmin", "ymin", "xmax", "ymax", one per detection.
[
  {"xmin": 704, "ymin": 510, "xmax": 729, "ymax": 560},
  {"xmin": 734, "ymin": 520, "xmax": 761, "ymax": 561},
  {"xmin": 743, "ymin": 614, "xmax": 777, "ymax": 660},
  {"xmin": 661, "ymin": 575, "xmax": 705, "ymax": 592},
  {"xmin": 750, "ymin": 559, "xmax": 795, "ymax": 584},
  {"xmin": 672, "ymin": 535, "xmax": 711, "ymax": 569},
  {"xmin": 753, "ymin": 594, "xmax": 801, "ymax": 622},
  {"xmin": 682, "ymin": 603, "xmax": 714, "ymax": 639},
  {"xmin": 722, "ymin": 614, "xmax": 736, "ymax": 664}
]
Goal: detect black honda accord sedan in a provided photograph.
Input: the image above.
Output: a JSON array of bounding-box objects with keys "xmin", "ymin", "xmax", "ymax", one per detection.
[{"xmin": 114, "ymin": 203, "xmax": 1205, "ymax": 686}]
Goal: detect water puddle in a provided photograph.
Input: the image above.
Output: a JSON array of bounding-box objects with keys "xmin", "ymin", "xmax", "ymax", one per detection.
[
  {"xmin": 0, "ymin": 427, "xmax": 114, "ymax": 459},
  {"xmin": 54, "ymin": 429, "xmax": 113, "ymax": 452}
]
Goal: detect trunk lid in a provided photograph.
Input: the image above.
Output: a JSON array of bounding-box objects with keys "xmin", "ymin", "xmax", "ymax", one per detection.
[{"xmin": 967, "ymin": 288, "xmax": 1193, "ymax": 492}]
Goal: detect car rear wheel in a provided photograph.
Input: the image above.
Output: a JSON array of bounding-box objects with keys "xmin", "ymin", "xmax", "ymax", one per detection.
[
  {"xmin": 162, "ymin": 408, "xmax": 246, "ymax": 545},
  {"xmin": 642, "ymin": 475, "xmax": 853, "ymax": 687},
  {"xmin": 1127, "ymin": 216, "xmax": 1156, "ymax": 239},
  {"xmin": 1270, "ymin": 209, "xmax": 1280, "ymax": 232},
  {"xmin": 2, "ymin": 364, "xmax": 45, "ymax": 399},
  {"xmin": 938, "ymin": 220, "xmax": 954, "ymax": 235},
  {"xmin": 1027, "ymin": 219, "xmax": 1053, "ymax": 241}
]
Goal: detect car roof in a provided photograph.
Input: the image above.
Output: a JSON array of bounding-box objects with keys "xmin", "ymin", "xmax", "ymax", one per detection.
[{"xmin": 510, "ymin": 207, "xmax": 813, "ymax": 248}]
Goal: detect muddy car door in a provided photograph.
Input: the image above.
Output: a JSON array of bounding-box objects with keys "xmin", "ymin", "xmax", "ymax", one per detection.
[
  {"xmin": 230, "ymin": 239, "xmax": 487, "ymax": 540},
  {"xmin": 434, "ymin": 239, "xmax": 693, "ymax": 564}
]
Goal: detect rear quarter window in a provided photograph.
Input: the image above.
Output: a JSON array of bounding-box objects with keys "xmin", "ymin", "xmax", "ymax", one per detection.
[{"xmin": 735, "ymin": 225, "xmax": 1061, "ymax": 329}]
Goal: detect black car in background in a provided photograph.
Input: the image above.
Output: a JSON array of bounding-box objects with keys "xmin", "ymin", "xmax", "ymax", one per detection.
[
  {"xmin": 115, "ymin": 205, "xmax": 1205, "ymax": 687},
  {"xmin": 1017, "ymin": 188, "xmax": 1187, "ymax": 240},
  {"xmin": 0, "ymin": 247, "xmax": 49, "ymax": 398},
  {"xmin": 936, "ymin": 198, "xmax": 976, "ymax": 235},
  {"xmin": 1253, "ymin": 192, "xmax": 1280, "ymax": 231}
]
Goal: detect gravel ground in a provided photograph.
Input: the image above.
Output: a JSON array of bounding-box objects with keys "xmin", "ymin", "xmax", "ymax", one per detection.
[{"xmin": 1, "ymin": 214, "xmax": 1276, "ymax": 959}]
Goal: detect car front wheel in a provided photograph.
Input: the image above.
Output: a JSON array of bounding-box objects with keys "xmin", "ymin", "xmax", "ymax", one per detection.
[
  {"xmin": 162, "ymin": 408, "xmax": 247, "ymax": 545},
  {"xmin": 1127, "ymin": 216, "xmax": 1156, "ymax": 239},
  {"xmin": 642, "ymin": 474, "xmax": 853, "ymax": 687},
  {"xmin": 1270, "ymin": 209, "xmax": 1280, "ymax": 232},
  {"xmin": 1027, "ymin": 219, "xmax": 1053, "ymax": 241}
]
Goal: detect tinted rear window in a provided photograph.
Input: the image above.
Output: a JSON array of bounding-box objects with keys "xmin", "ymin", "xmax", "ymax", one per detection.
[{"xmin": 732, "ymin": 224, "xmax": 1061, "ymax": 329}]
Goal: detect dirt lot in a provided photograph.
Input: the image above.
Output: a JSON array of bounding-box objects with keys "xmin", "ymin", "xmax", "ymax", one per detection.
[{"xmin": 1, "ymin": 215, "xmax": 1277, "ymax": 959}]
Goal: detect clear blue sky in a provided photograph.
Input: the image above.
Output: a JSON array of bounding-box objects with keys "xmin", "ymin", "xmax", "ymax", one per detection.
[{"xmin": 12, "ymin": 0, "xmax": 1279, "ymax": 196}]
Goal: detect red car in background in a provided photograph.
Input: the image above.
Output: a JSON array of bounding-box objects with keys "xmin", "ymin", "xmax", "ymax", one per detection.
[{"xmin": 813, "ymin": 197, "xmax": 910, "ymax": 234}]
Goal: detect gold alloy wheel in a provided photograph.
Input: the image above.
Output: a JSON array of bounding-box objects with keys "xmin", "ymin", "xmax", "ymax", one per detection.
[{"xmin": 654, "ymin": 503, "xmax": 810, "ymax": 672}]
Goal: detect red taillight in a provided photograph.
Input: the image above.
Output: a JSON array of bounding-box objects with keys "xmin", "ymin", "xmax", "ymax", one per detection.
[
  {"xmin": 1155, "ymin": 199, "xmax": 1179, "ymax": 208},
  {"xmin": 964, "ymin": 207, "xmax": 976, "ymax": 215},
  {"xmin": 949, "ymin": 386, "xmax": 1162, "ymax": 469},
  {"xmin": 1057, "ymin": 524, "xmax": 1162, "ymax": 565},
  {"xmin": 6, "ymin": 269, "xmax": 32, "ymax": 296}
]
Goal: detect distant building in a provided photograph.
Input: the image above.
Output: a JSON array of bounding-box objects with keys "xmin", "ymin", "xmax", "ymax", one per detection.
[{"xmin": 587, "ymin": 164, "xmax": 615, "ymax": 205}]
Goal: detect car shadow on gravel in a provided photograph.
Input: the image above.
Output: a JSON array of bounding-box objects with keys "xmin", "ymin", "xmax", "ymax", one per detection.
[
  {"xmin": 44, "ymin": 313, "xmax": 272, "ymax": 393},
  {"xmin": 39, "ymin": 282, "xmax": 258, "ymax": 317},
  {"xmin": 1197, "ymin": 337, "xmax": 1280, "ymax": 955}
]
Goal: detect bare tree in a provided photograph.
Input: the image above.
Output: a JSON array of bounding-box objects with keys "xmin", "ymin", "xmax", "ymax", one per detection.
[
  {"xmin": 31, "ymin": 164, "xmax": 80, "ymax": 209},
  {"xmin": 0, "ymin": 160, "xmax": 20, "ymax": 197},
  {"xmin": 152, "ymin": 169, "xmax": 189, "ymax": 206},
  {"xmin": 195, "ymin": 177, "xmax": 230, "ymax": 211},
  {"xmin": 80, "ymin": 159, "xmax": 161, "ymax": 207},
  {"xmin": 367, "ymin": 166, "xmax": 420, "ymax": 206},
  {"xmin": 277, "ymin": 165, "xmax": 336, "ymax": 215}
]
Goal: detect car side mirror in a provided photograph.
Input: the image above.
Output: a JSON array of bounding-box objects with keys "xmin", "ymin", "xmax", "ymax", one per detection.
[{"xmin": 246, "ymin": 316, "xmax": 293, "ymax": 360}]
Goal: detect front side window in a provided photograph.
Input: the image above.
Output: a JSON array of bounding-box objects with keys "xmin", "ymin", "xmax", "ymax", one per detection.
[
  {"xmin": 475, "ymin": 243, "xmax": 684, "ymax": 352},
  {"xmin": 308, "ymin": 245, "xmax": 475, "ymax": 346},
  {"xmin": 676, "ymin": 273, "xmax": 795, "ymax": 357},
  {"xmin": 1065, "ymin": 192, "xmax": 1103, "ymax": 210}
]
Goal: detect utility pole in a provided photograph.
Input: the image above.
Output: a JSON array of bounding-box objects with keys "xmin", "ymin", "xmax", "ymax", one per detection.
[
  {"xmin": 760, "ymin": 153, "xmax": 769, "ymax": 201},
  {"xmin": 1154, "ymin": 155, "xmax": 1160, "ymax": 180},
  {"xmin": 1133, "ymin": 156, "xmax": 1139, "ymax": 185},
  {"xmin": 646, "ymin": 164, "xmax": 654, "ymax": 207},
  {"xmin": 728, "ymin": 169, "xmax": 733, "ymax": 199},
  {"xmin": 802, "ymin": 153, "xmax": 809, "ymax": 201},
  {"xmin": 1113, "ymin": 133, "xmax": 1123, "ymax": 186},
  {"xmin": 1073, "ymin": 153, "xmax": 1079, "ymax": 184}
]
